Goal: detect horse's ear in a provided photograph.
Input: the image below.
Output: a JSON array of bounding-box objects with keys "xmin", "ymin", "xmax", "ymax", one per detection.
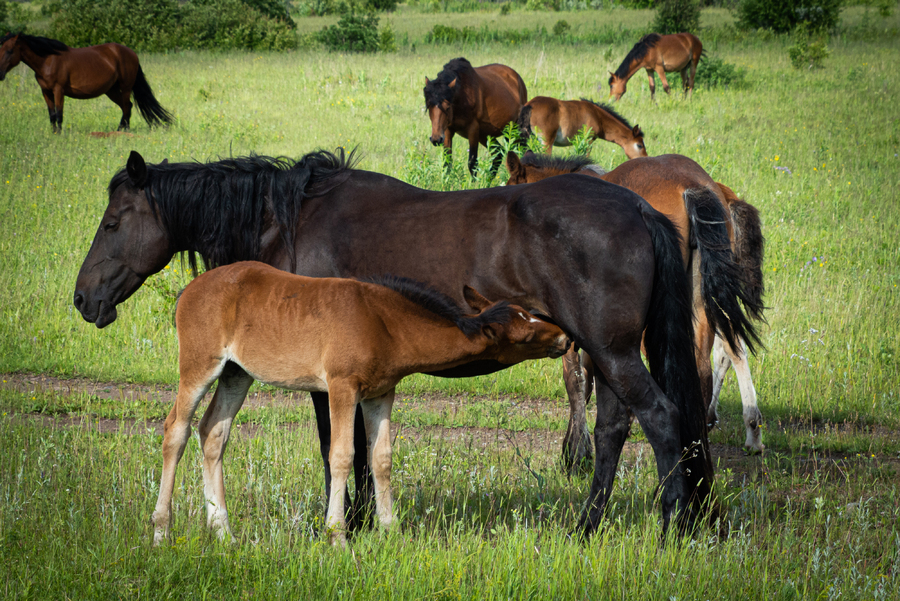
[
  {"xmin": 425, "ymin": 76, "xmax": 430, "ymax": 85},
  {"xmin": 632, "ymin": 124, "xmax": 643, "ymax": 137},
  {"xmin": 463, "ymin": 285, "xmax": 492, "ymax": 312},
  {"xmin": 448, "ymin": 78, "xmax": 457, "ymax": 89},
  {"xmin": 505, "ymin": 151, "xmax": 522, "ymax": 176},
  {"xmin": 126, "ymin": 151, "xmax": 148, "ymax": 188},
  {"xmin": 160, "ymin": 158, "xmax": 169, "ymax": 165}
]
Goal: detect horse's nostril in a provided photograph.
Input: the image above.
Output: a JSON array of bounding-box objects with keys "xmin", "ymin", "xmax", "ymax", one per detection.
[{"xmin": 73, "ymin": 291, "xmax": 84, "ymax": 311}]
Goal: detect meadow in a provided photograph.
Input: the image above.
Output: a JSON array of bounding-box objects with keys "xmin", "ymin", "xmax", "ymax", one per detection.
[{"xmin": 1, "ymin": 4, "xmax": 899, "ymax": 598}]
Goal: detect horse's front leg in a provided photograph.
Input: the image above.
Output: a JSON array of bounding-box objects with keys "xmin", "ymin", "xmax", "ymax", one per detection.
[
  {"xmin": 360, "ymin": 389, "xmax": 396, "ymax": 531},
  {"xmin": 645, "ymin": 68, "xmax": 657, "ymax": 102},
  {"xmin": 655, "ymin": 66, "xmax": 671, "ymax": 96},
  {"xmin": 196, "ymin": 363, "xmax": 253, "ymax": 543},
  {"xmin": 41, "ymin": 88, "xmax": 60, "ymax": 133},
  {"xmin": 324, "ymin": 381, "xmax": 360, "ymax": 547},
  {"xmin": 561, "ymin": 347, "xmax": 594, "ymax": 476},
  {"xmin": 466, "ymin": 131, "xmax": 479, "ymax": 178},
  {"xmin": 441, "ymin": 130, "xmax": 453, "ymax": 172}
]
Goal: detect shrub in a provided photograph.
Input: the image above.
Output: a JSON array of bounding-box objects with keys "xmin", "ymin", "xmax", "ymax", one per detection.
[
  {"xmin": 788, "ymin": 26, "xmax": 829, "ymax": 68},
  {"xmin": 378, "ymin": 22, "xmax": 397, "ymax": 51},
  {"xmin": 736, "ymin": 0, "xmax": 841, "ymax": 33},
  {"xmin": 651, "ymin": 0, "xmax": 701, "ymax": 35},
  {"xmin": 367, "ymin": 0, "xmax": 398, "ymax": 11},
  {"xmin": 318, "ymin": 12, "xmax": 380, "ymax": 52},
  {"xmin": 180, "ymin": 0, "xmax": 299, "ymax": 50},
  {"xmin": 694, "ymin": 55, "xmax": 748, "ymax": 88},
  {"xmin": 553, "ymin": 19, "xmax": 571, "ymax": 36}
]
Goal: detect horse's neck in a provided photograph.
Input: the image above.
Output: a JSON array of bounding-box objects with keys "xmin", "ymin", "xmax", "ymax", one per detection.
[
  {"xmin": 389, "ymin": 316, "xmax": 490, "ymax": 375},
  {"xmin": 622, "ymin": 60, "xmax": 646, "ymax": 83},
  {"xmin": 590, "ymin": 107, "xmax": 628, "ymax": 144},
  {"xmin": 17, "ymin": 44, "xmax": 48, "ymax": 73}
]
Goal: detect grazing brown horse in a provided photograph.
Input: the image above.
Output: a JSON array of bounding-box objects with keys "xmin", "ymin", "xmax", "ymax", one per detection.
[
  {"xmin": 506, "ymin": 151, "xmax": 766, "ymax": 457},
  {"xmin": 74, "ymin": 149, "xmax": 733, "ymax": 538},
  {"xmin": 0, "ymin": 33, "xmax": 173, "ymax": 133},
  {"xmin": 517, "ymin": 97, "xmax": 647, "ymax": 159},
  {"xmin": 424, "ymin": 57, "xmax": 527, "ymax": 178},
  {"xmin": 153, "ymin": 261, "xmax": 569, "ymax": 546},
  {"xmin": 608, "ymin": 33, "xmax": 704, "ymax": 102}
]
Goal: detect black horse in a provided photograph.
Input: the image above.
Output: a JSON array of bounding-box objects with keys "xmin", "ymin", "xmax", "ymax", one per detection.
[{"xmin": 74, "ymin": 149, "xmax": 719, "ymax": 537}]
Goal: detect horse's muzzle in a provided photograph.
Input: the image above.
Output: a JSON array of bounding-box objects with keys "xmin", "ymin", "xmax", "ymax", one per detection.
[
  {"xmin": 548, "ymin": 335, "xmax": 572, "ymax": 359},
  {"xmin": 429, "ymin": 136, "xmax": 444, "ymax": 147}
]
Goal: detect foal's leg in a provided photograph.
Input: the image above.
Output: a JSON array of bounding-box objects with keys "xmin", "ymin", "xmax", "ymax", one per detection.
[
  {"xmin": 561, "ymin": 347, "xmax": 594, "ymax": 476},
  {"xmin": 645, "ymin": 68, "xmax": 656, "ymax": 102},
  {"xmin": 655, "ymin": 66, "xmax": 672, "ymax": 96},
  {"xmin": 360, "ymin": 390, "xmax": 396, "ymax": 530},
  {"xmin": 197, "ymin": 363, "xmax": 253, "ymax": 542},
  {"xmin": 151, "ymin": 367, "xmax": 219, "ymax": 546},
  {"xmin": 324, "ymin": 381, "xmax": 359, "ymax": 547},
  {"xmin": 712, "ymin": 336, "xmax": 764, "ymax": 453}
]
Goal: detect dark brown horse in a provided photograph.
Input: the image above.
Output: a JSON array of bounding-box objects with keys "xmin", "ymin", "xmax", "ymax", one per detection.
[
  {"xmin": 505, "ymin": 151, "xmax": 766, "ymax": 459},
  {"xmin": 424, "ymin": 58, "xmax": 527, "ymax": 178},
  {"xmin": 155, "ymin": 261, "xmax": 569, "ymax": 547},
  {"xmin": 608, "ymin": 33, "xmax": 704, "ymax": 102},
  {"xmin": 74, "ymin": 149, "xmax": 725, "ymax": 537},
  {"xmin": 0, "ymin": 33, "xmax": 173, "ymax": 133},
  {"xmin": 517, "ymin": 97, "xmax": 647, "ymax": 159}
]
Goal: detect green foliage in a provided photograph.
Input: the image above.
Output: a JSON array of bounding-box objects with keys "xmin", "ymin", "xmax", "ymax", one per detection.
[
  {"xmin": 569, "ymin": 125, "xmax": 596, "ymax": 156},
  {"xmin": 46, "ymin": 0, "xmax": 298, "ymax": 51},
  {"xmin": 651, "ymin": 0, "xmax": 702, "ymax": 34},
  {"xmin": 525, "ymin": 0, "xmax": 558, "ymax": 10},
  {"xmin": 736, "ymin": 0, "xmax": 842, "ymax": 32},
  {"xmin": 695, "ymin": 54, "xmax": 749, "ymax": 88},
  {"xmin": 788, "ymin": 25, "xmax": 830, "ymax": 68},
  {"xmin": 367, "ymin": 0, "xmax": 398, "ymax": 11},
  {"xmin": 423, "ymin": 22, "xmax": 646, "ymax": 45},
  {"xmin": 317, "ymin": 12, "xmax": 380, "ymax": 52},
  {"xmin": 499, "ymin": 2, "xmax": 512, "ymax": 14},
  {"xmin": 552, "ymin": 19, "xmax": 571, "ymax": 36},
  {"xmin": 378, "ymin": 22, "xmax": 397, "ymax": 51}
]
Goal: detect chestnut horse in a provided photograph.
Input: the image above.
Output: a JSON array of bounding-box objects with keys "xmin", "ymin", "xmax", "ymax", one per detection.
[
  {"xmin": 424, "ymin": 57, "xmax": 527, "ymax": 178},
  {"xmin": 74, "ymin": 149, "xmax": 726, "ymax": 538},
  {"xmin": 505, "ymin": 151, "xmax": 766, "ymax": 457},
  {"xmin": 0, "ymin": 33, "xmax": 173, "ymax": 133},
  {"xmin": 154, "ymin": 261, "xmax": 569, "ymax": 546},
  {"xmin": 517, "ymin": 97, "xmax": 647, "ymax": 159},
  {"xmin": 607, "ymin": 33, "xmax": 704, "ymax": 102}
]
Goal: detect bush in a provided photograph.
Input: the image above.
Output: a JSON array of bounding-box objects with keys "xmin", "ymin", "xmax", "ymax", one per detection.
[
  {"xmin": 736, "ymin": 0, "xmax": 841, "ymax": 33},
  {"xmin": 695, "ymin": 54, "xmax": 748, "ymax": 88},
  {"xmin": 552, "ymin": 19, "xmax": 571, "ymax": 36},
  {"xmin": 651, "ymin": 0, "xmax": 701, "ymax": 34},
  {"xmin": 180, "ymin": 0, "xmax": 299, "ymax": 50},
  {"xmin": 318, "ymin": 12, "xmax": 380, "ymax": 52},
  {"xmin": 788, "ymin": 25, "xmax": 829, "ymax": 68}
]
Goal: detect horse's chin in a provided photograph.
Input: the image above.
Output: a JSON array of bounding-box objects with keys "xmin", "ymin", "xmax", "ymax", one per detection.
[{"xmin": 94, "ymin": 302, "xmax": 118, "ymax": 329}]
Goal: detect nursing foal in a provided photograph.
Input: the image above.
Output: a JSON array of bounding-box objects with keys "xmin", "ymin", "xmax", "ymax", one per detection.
[{"xmin": 151, "ymin": 261, "xmax": 570, "ymax": 546}]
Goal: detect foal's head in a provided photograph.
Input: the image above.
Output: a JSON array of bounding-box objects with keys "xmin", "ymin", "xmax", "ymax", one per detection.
[
  {"xmin": 504, "ymin": 151, "xmax": 603, "ymax": 186},
  {"xmin": 463, "ymin": 286, "xmax": 571, "ymax": 363}
]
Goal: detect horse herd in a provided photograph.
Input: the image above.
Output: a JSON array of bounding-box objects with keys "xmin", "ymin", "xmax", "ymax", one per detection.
[{"xmin": 2, "ymin": 29, "xmax": 766, "ymax": 546}]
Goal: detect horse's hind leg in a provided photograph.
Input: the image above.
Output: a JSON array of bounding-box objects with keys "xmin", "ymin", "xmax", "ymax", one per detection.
[
  {"xmin": 576, "ymin": 369, "xmax": 630, "ymax": 537},
  {"xmin": 197, "ymin": 362, "xmax": 253, "ymax": 542},
  {"xmin": 360, "ymin": 390, "xmax": 396, "ymax": 530},
  {"xmin": 713, "ymin": 336, "xmax": 764, "ymax": 453},
  {"xmin": 151, "ymin": 363, "xmax": 220, "ymax": 546},
  {"xmin": 107, "ymin": 85, "xmax": 133, "ymax": 131},
  {"xmin": 562, "ymin": 347, "xmax": 594, "ymax": 476}
]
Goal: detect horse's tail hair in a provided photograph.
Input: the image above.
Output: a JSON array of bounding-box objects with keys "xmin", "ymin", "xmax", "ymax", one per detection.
[
  {"xmin": 132, "ymin": 65, "xmax": 174, "ymax": 127},
  {"xmin": 516, "ymin": 104, "xmax": 534, "ymax": 144},
  {"xmin": 685, "ymin": 187, "xmax": 763, "ymax": 355},
  {"xmin": 716, "ymin": 183, "xmax": 766, "ymax": 325},
  {"xmin": 640, "ymin": 202, "xmax": 715, "ymax": 524}
]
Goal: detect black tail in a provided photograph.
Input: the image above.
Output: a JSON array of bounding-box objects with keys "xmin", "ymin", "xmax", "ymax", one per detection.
[
  {"xmin": 132, "ymin": 66, "xmax": 174, "ymax": 128},
  {"xmin": 718, "ymin": 184, "xmax": 766, "ymax": 325},
  {"xmin": 640, "ymin": 203, "xmax": 715, "ymax": 523},
  {"xmin": 516, "ymin": 104, "xmax": 533, "ymax": 145},
  {"xmin": 685, "ymin": 188, "xmax": 763, "ymax": 355}
]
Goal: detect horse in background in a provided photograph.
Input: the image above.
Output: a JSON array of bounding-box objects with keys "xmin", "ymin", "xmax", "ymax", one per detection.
[
  {"xmin": 0, "ymin": 33, "xmax": 173, "ymax": 133},
  {"xmin": 153, "ymin": 261, "xmax": 569, "ymax": 547},
  {"xmin": 506, "ymin": 151, "xmax": 766, "ymax": 459},
  {"xmin": 75, "ymin": 148, "xmax": 722, "ymax": 539},
  {"xmin": 517, "ymin": 97, "xmax": 647, "ymax": 159},
  {"xmin": 607, "ymin": 33, "xmax": 704, "ymax": 102},
  {"xmin": 424, "ymin": 57, "xmax": 527, "ymax": 178}
]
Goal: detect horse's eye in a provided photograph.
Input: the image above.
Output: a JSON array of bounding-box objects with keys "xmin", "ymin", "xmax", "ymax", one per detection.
[{"xmin": 104, "ymin": 222, "xmax": 119, "ymax": 232}]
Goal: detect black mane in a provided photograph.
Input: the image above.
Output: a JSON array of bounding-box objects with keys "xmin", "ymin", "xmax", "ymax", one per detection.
[
  {"xmin": 362, "ymin": 275, "xmax": 511, "ymax": 338},
  {"xmin": 423, "ymin": 57, "xmax": 474, "ymax": 108},
  {"xmin": 519, "ymin": 152, "xmax": 597, "ymax": 175},
  {"xmin": 108, "ymin": 148, "xmax": 358, "ymax": 274},
  {"xmin": 2, "ymin": 33, "xmax": 70, "ymax": 57},
  {"xmin": 610, "ymin": 33, "xmax": 661, "ymax": 82},
  {"xmin": 580, "ymin": 98, "xmax": 633, "ymax": 130}
]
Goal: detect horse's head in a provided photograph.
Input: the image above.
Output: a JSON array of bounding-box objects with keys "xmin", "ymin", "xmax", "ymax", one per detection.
[
  {"xmin": 0, "ymin": 33, "xmax": 23, "ymax": 81},
  {"xmin": 423, "ymin": 75, "xmax": 457, "ymax": 146},
  {"xmin": 505, "ymin": 151, "xmax": 602, "ymax": 186},
  {"xmin": 505, "ymin": 151, "xmax": 546, "ymax": 186},
  {"xmin": 73, "ymin": 151, "xmax": 174, "ymax": 328},
  {"xmin": 607, "ymin": 72, "xmax": 626, "ymax": 102},
  {"xmin": 624, "ymin": 124, "xmax": 648, "ymax": 159},
  {"xmin": 463, "ymin": 286, "xmax": 570, "ymax": 364}
]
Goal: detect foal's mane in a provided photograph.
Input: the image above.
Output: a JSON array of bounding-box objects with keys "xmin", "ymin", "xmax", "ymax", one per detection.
[
  {"xmin": 519, "ymin": 152, "xmax": 598, "ymax": 175},
  {"xmin": 2, "ymin": 33, "xmax": 69, "ymax": 56},
  {"xmin": 362, "ymin": 275, "xmax": 511, "ymax": 338},
  {"xmin": 108, "ymin": 148, "xmax": 358, "ymax": 274},
  {"xmin": 610, "ymin": 33, "xmax": 662, "ymax": 82},
  {"xmin": 424, "ymin": 57, "xmax": 474, "ymax": 107},
  {"xmin": 580, "ymin": 98, "xmax": 633, "ymax": 130}
]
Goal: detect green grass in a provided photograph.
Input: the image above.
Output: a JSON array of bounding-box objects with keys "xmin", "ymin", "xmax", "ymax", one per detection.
[{"xmin": 1, "ymin": 4, "xmax": 899, "ymax": 597}]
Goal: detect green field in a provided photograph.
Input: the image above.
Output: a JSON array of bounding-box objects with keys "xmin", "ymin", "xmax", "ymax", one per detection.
[{"xmin": 1, "ymin": 4, "xmax": 899, "ymax": 598}]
